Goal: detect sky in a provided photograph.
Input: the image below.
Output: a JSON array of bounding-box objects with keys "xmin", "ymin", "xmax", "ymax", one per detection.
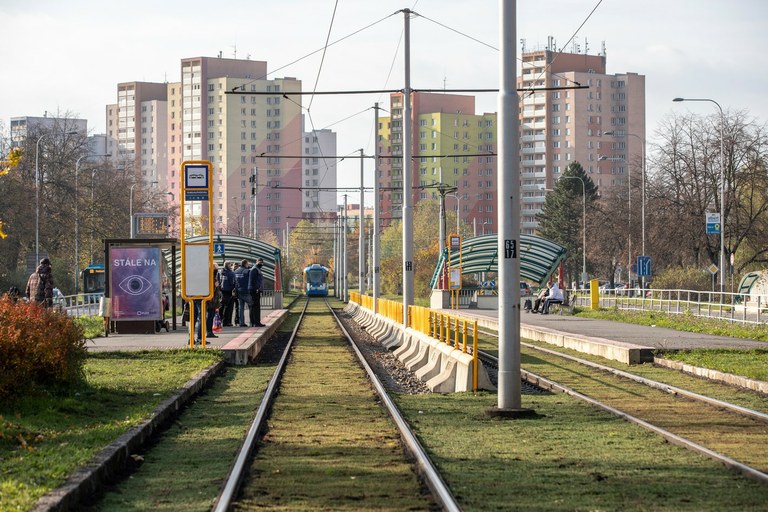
[{"xmin": 2, "ymin": 0, "xmax": 767, "ymax": 199}]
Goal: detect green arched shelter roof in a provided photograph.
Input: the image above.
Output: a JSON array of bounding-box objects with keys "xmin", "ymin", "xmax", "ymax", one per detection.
[
  {"xmin": 163, "ymin": 234, "xmax": 282, "ymax": 289},
  {"xmin": 430, "ymin": 234, "xmax": 567, "ymax": 288}
]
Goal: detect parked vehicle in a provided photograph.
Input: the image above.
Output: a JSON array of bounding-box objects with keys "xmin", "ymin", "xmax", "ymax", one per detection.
[{"xmin": 520, "ymin": 282, "xmax": 532, "ymax": 296}]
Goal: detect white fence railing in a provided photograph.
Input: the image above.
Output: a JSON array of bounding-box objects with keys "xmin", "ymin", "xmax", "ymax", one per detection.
[{"xmin": 578, "ymin": 287, "xmax": 768, "ymax": 325}]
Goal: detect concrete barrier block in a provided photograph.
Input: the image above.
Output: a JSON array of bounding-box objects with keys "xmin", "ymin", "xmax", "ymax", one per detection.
[
  {"xmin": 453, "ymin": 351, "xmax": 495, "ymax": 392},
  {"xmin": 404, "ymin": 335, "xmax": 431, "ymax": 371},
  {"xmin": 396, "ymin": 332, "xmax": 421, "ymax": 363},
  {"xmin": 426, "ymin": 358, "xmax": 457, "ymax": 393},
  {"xmin": 381, "ymin": 324, "xmax": 404, "ymax": 349},
  {"xmin": 414, "ymin": 340, "xmax": 443, "ymax": 380}
]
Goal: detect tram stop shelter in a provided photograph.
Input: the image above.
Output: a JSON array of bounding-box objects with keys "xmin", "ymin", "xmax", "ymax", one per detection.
[
  {"xmin": 429, "ymin": 234, "xmax": 568, "ymax": 309},
  {"xmin": 166, "ymin": 234, "xmax": 284, "ymax": 306}
]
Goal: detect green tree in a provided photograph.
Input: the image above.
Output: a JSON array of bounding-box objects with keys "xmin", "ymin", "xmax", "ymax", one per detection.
[{"xmin": 536, "ymin": 161, "xmax": 598, "ymax": 286}]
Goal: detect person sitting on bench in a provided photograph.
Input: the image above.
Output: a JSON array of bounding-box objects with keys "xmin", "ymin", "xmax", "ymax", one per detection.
[
  {"xmin": 541, "ymin": 280, "xmax": 564, "ymax": 314},
  {"xmin": 531, "ymin": 286, "xmax": 549, "ymax": 313}
]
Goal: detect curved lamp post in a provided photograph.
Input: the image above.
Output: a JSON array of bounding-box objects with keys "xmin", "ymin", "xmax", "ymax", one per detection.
[
  {"xmin": 605, "ymin": 130, "xmax": 647, "ymax": 287},
  {"xmin": 558, "ymin": 175, "xmax": 587, "ymax": 286},
  {"xmin": 673, "ymin": 97, "xmax": 725, "ymax": 296}
]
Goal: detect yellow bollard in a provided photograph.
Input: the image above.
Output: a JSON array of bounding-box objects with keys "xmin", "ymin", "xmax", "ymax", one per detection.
[{"xmin": 590, "ymin": 278, "xmax": 600, "ymax": 310}]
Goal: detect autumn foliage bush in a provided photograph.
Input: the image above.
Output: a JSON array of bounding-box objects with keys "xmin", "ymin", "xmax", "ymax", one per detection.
[{"xmin": 0, "ymin": 296, "xmax": 87, "ymax": 401}]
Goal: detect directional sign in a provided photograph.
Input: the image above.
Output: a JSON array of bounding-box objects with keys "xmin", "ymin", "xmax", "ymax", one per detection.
[
  {"xmin": 637, "ymin": 255, "xmax": 652, "ymax": 277},
  {"xmin": 213, "ymin": 243, "xmax": 225, "ymax": 255},
  {"xmin": 706, "ymin": 212, "xmax": 721, "ymax": 235}
]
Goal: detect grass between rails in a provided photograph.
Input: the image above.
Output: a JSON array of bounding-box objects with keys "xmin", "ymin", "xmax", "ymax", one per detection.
[
  {"xmin": 395, "ymin": 391, "xmax": 768, "ymax": 511},
  {"xmin": 0, "ymin": 350, "xmax": 221, "ymax": 512},
  {"xmin": 235, "ymin": 298, "xmax": 434, "ymax": 511}
]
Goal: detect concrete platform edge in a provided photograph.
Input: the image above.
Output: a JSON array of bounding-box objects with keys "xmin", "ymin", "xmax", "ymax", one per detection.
[{"xmin": 654, "ymin": 357, "xmax": 768, "ymax": 394}]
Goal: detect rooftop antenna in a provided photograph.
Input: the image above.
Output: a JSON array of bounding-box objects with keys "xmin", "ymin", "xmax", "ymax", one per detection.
[
  {"xmin": 584, "ymin": 38, "xmax": 589, "ymax": 54},
  {"xmin": 232, "ymin": 44, "xmax": 237, "ymax": 59},
  {"xmin": 601, "ymin": 40, "xmax": 607, "ymax": 56},
  {"xmin": 520, "ymin": 38, "xmax": 526, "ymax": 52}
]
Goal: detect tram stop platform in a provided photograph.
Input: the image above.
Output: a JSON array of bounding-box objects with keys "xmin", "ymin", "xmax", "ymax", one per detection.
[
  {"xmin": 436, "ymin": 307, "xmax": 768, "ymax": 365},
  {"xmin": 87, "ymin": 309, "xmax": 289, "ymax": 365}
]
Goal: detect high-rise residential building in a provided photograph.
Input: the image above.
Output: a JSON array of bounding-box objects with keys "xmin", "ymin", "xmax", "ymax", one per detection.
[
  {"xmin": 107, "ymin": 56, "xmax": 336, "ymax": 242},
  {"xmin": 375, "ymin": 46, "xmax": 645, "ymax": 237},
  {"xmin": 106, "ymin": 82, "xmax": 167, "ymax": 181},
  {"xmin": 377, "ymin": 92, "xmax": 497, "ymax": 234},
  {"xmin": 10, "ymin": 115, "xmax": 88, "ymax": 146},
  {"xmin": 301, "ymin": 122, "xmax": 337, "ymax": 219},
  {"xmin": 518, "ymin": 44, "xmax": 645, "ymax": 234}
]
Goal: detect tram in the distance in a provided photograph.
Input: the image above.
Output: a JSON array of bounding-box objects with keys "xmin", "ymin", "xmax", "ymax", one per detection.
[{"xmin": 303, "ymin": 263, "xmax": 329, "ymax": 297}]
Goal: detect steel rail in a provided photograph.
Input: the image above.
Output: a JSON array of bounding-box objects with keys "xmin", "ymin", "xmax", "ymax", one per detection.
[
  {"xmin": 213, "ymin": 296, "xmax": 308, "ymax": 512},
  {"xmin": 478, "ymin": 328, "xmax": 768, "ymax": 424},
  {"xmin": 480, "ymin": 351, "xmax": 768, "ymax": 485},
  {"xmin": 329, "ymin": 300, "xmax": 462, "ymax": 512}
]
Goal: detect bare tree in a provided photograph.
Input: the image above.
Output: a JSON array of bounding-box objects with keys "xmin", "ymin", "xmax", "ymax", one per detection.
[{"xmin": 650, "ymin": 110, "xmax": 768, "ymax": 277}]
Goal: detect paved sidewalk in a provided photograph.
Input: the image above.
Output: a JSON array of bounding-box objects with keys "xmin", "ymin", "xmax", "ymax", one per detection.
[
  {"xmin": 87, "ymin": 320, "xmax": 265, "ymax": 352},
  {"xmin": 443, "ymin": 307, "xmax": 767, "ymax": 351}
]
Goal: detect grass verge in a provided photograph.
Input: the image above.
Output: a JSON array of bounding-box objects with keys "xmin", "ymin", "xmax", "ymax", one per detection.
[
  {"xmin": 0, "ymin": 350, "xmax": 221, "ymax": 512},
  {"xmin": 87, "ymin": 364, "xmax": 274, "ymax": 511},
  {"xmin": 395, "ymin": 392, "xmax": 768, "ymax": 511},
  {"xmin": 575, "ymin": 308, "xmax": 768, "ymax": 380}
]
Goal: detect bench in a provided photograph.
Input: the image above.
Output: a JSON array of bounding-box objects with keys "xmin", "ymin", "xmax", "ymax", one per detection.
[{"xmin": 550, "ymin": 294, "xmax": 577, "ymax": 315}]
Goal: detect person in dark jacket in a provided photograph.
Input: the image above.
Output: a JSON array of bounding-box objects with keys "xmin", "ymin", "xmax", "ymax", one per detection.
[
  {"xmin": 248, "ymin": 257, "xmax": 265, "ymax": 327},
  {"xmin": 219, "ymin": 261, "xmax": 236, "ymax": 326},
  {"xmin": 26, "ymin": 258, "xmax": 54, "ymax": 307},
  {"xmin": 234, "ymin": 259, "xmax": 251, "ymax": 327}
]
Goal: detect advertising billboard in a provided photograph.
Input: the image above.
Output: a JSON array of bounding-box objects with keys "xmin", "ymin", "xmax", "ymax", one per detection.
[{"xmin": 110, "ymin": 246, "xmax": 162, "ymax": 320}]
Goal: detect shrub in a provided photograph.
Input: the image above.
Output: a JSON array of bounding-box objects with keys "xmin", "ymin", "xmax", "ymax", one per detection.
[
  {"xmin": 0, "ymin": 296, "xmax": 87, "ymax": 401},
  {"xmin": 652, "ymin": 265, "xmax": 712, "ymax": 291}
]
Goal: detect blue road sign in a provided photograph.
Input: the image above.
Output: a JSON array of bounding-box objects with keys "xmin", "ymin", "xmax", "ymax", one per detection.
[
  {"xmin": 637, "ymin": 255, "xmax": 651, "ymax": 277},
  {"xmin": 213, "ymin": 243, "xmax": 225, "ymax": 255},
  {"xmin": 706, "ymin": 212, "xmax": 721, "ymax": 234}
]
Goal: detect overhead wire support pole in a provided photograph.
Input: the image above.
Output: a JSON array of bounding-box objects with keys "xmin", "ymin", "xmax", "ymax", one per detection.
[
  {"xmin": 489, "ymin": 0, "xmax": 532, "ymax": 418},
  {"xmin": 343, "ymin": 194, "xmax": 348, "ymax": 302},
  {"xmin": 373, "ymin": 103, "xmax": 381, "ymax": 314},
  {"xmin": 359, "ymin": 148, "xmax": 365, "ymax": 295},
  {"xmin": 402, "ymin": 8, "xmax": 414, "ymax": 327}
]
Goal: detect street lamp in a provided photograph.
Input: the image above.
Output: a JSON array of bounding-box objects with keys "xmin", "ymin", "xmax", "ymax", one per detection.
[
  {"xmin": 600, "ymin": 154, "xmax": 632, "ymax": 284},
  {"xmin": 34, "ymin": 134, "xmax": 46, "ymax": 265},
  {"xmin": 448, "ymin": 193, "xmax": 461, "ymax": 234},
  {"xmin": 35, "ymin": 130, "xmax": 77, "ymax": 265},
  {"xmin": 129, "ymin": 184, "xmax": 138, "ymax": 238},
  {"xmin": 129, "ymin": 181, "xmax": 158, "ymax": 238},
  {"xmin": 75, "ymin": 154, "xmax": 110, "ymax": 295},
  {"xmin": 605, "ymin": 130, "xmax": 647, "ymax": 287},
  {"xmin": 558, "ymin": 176, "xmax": 587, "ymax": 286},
  {"xmin": 673, "ymin": 97, "xmax": 725, "ymax": 296}
]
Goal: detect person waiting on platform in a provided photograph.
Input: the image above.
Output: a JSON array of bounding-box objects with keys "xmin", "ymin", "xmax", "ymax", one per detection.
[
  {"xmin": 26, "ymin": 258, "xmax": 54, "ymax": 307},
  {"xmin": 219, "ymin": 261, "xmax": 236, "ymax": 327},
  {"xmin": 541, "ymin": 280, "xmax": 564, "ymax": 315},
  {"xmin": 234, "ymin": 259, "xmax": 251, "ymax": 327}
]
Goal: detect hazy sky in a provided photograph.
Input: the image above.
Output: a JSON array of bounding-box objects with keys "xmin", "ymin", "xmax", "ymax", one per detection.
[{"xmin": 2, "ymin": 0, "xmax": 766, "ymax": 193}]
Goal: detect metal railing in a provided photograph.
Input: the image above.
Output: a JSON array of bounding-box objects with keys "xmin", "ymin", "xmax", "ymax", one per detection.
[{"xmin": 586, "ymin": 287, "xmax": 768, "ymax": 325}]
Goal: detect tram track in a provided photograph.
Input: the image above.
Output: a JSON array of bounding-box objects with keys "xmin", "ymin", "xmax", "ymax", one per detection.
[
  {"xmin": 216, "ymin": 296, "xmax": 458, "ymax": 511},
  {"xmin": 477, "ymin": 333, "xmax": 768, "ymax": 484}
]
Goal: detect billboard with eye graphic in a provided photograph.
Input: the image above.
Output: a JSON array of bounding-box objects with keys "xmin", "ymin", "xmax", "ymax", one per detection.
[{"xmin": 110, "ymin": 246, "xmax": 162, "ymax": 320}]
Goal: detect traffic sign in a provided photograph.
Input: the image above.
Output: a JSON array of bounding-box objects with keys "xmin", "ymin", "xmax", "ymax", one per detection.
[
  {"xmin": 707, "ymin": 264, "xmax": 718, "ymax": 275},
  {"xmin": 706, "ymin": 212, "xmax": 721, "ymax": 235},
  {"xmin": 214, "ymin": 243, "xmax": 225, "ymax": 255},
  {"xmin": 637, "ymin": 256, "xmax": 652, "ymax": 277}
]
